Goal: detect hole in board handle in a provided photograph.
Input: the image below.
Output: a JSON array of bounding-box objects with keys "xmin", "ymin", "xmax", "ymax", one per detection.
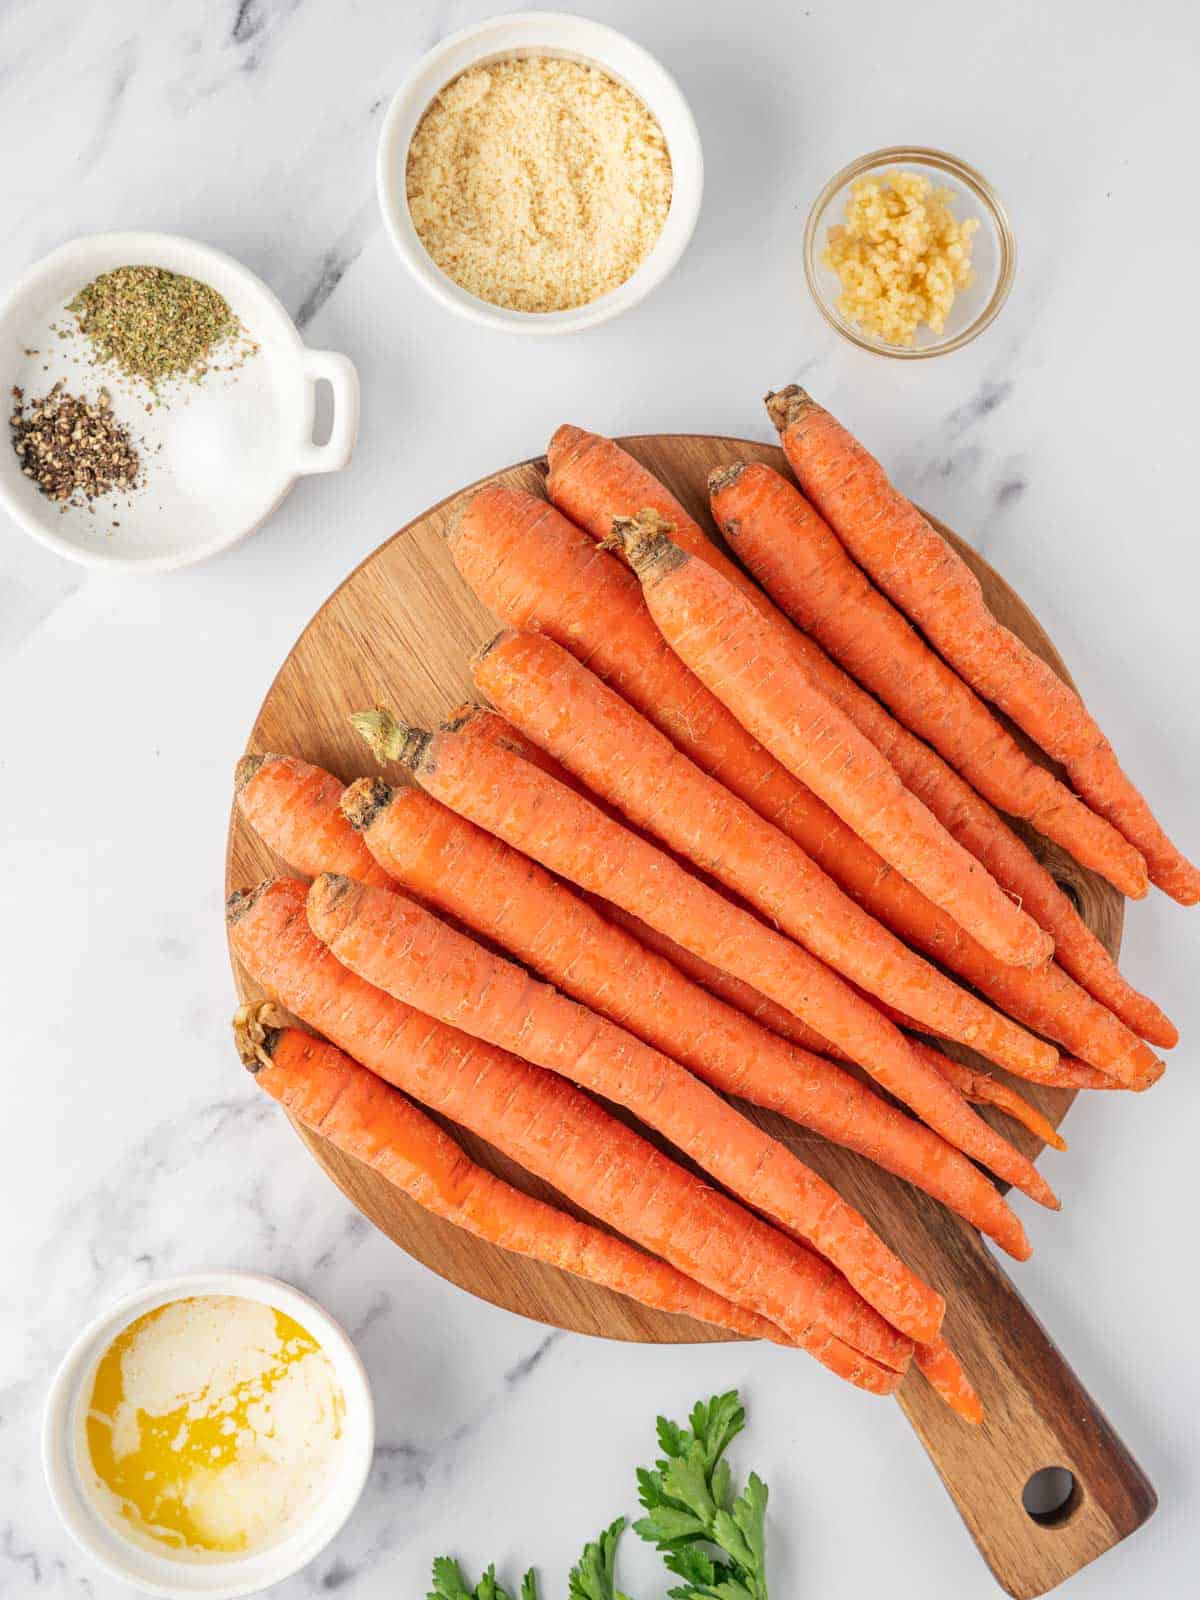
[{"xmin": 1023, "ymin": 1466, "xmax": 1080, "ymax": 1527}]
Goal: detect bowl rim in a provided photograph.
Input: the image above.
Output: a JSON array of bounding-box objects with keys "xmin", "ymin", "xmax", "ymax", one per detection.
[
  {"xmin": 375, "ymin": 10, "xmax": 704, "ymax": 336},
  {"xmin": 803, "ymin": 145, "xmax": 1017, "ymax": 359},
  {"xmin": 41, "ymin": 1269, "xmax": 375, "ymax": 1599},
  {"xmin": 0, "ymin": 230, "xmax": 356, "ymax": 572}
]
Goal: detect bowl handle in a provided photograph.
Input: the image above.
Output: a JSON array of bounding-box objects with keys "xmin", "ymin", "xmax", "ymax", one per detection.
[{"xmin": 295, "ymin": 350, "xmax": 360, "ymax": 474}]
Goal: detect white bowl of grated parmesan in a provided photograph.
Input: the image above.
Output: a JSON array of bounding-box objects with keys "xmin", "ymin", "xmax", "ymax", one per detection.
[{"xmin": 377, "ymin": 12, "xmax": 703, "ymax": 334}]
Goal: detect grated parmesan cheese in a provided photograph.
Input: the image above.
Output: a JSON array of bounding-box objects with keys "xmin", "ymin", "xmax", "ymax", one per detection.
[{"xmin": 405, "ymin": 55, "xmax": 673, "ymax": 313}]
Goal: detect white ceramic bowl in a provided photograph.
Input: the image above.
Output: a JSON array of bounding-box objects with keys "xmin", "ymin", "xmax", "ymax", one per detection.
[
  {"xmin": 43, "ymin": 1271, "xmax": 374, "ymax": 1599},
  {"xmin": 377, "ymin": 11, "xmax": 703, "ymax": 334},
  {"xmin": 0, "ymin": 233, "xmax": 359, "ymax": 572}
]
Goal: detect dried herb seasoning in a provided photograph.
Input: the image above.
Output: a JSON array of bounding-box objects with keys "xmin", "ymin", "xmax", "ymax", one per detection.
[
  {"xmin": 10, "ymin": 383, "xmax": 140, "ymax": 506},
  {"xmin": 66, "ymin": 265, "xmax": 256, "ymax": 391}
]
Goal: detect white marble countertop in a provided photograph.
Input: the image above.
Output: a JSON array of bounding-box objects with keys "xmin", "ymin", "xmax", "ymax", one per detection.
[{"xmin": 3, "ymin": 2, "xmax": 1197, "ymax": 1596}]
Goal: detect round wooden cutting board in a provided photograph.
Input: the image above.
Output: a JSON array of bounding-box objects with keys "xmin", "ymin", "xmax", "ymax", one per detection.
[{"xmin": 226, "ymin": 436, "xmax": 1155, "ymax": 1599}]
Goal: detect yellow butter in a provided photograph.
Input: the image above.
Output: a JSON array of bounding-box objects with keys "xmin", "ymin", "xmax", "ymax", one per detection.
[{"xmin": 85, "ymin": 1295, "xmax": 344, "ymax": 1558}]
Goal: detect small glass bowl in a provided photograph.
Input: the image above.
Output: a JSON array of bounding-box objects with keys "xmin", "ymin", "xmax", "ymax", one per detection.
[{"xmin": 803, "ymin": 146, "xmax": 1016, "ymax": 359}]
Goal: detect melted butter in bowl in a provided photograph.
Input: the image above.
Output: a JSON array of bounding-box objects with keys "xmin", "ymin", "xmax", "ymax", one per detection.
[{"xmin": 83, "ymin": 1296, "xmax": 345, "ymax": 1562}]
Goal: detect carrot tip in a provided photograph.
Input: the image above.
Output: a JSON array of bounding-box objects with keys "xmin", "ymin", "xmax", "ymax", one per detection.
[
  {"xmin": 350, "ymin": 708, "xmax": 430, "ymax": 771},
  {"xmin": 442, "ymin": 701, "xmax": 489, "ymax": 734},
  {"xmin": 226, "ymin": 881, "xmax": 269, "ymax": 926},
  {"xmin": 233, "ymin": 1000, "xmax": 288, "ymax": 1072},
  {"xmin": 610, "ymin": 510, "xmax": 683, "ymax": 577},
  {"xmin": 708, "ymin": 462, "xmax": 748, "ymax": 495},
  {"xmin": 341, "ymin": 775, "xmax": 392, "ymax": 832},
  {"xmin": 764, "ymin": 384, "xmax": 813, "ymax": 433},
  {"xmin": 234, "ymin": 752, "xmax": 266, "ymax": 792}
]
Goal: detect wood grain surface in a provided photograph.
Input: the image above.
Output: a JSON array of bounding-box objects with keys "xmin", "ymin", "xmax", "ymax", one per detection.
[{"xmin": 225, "ymin": 435, "xmax": 1154, "ymax": 1597}]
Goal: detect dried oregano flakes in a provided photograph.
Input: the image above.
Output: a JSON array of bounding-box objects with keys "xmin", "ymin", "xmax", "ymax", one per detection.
[{"xmin": 66, "ymin": 266, "xmax": 258, "ymax": 391}]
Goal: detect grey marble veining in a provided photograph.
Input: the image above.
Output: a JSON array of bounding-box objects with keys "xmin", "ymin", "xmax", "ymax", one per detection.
[{"xmin": 3, "ymin": 2, "xmax": 1198, "ymax": 1596}]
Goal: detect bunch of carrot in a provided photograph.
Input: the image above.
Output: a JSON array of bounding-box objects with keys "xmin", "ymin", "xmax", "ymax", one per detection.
[{"xmin": 228, "ymin": 395, "xmax": 1188, "ymax": 1427}]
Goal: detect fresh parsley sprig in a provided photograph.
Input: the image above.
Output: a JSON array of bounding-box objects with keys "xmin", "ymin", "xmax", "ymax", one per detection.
[
  {"xmin": 634, "ymin": 1392, "xmax": 768, "ymax": 1600},
  {"xmin": 427, "ymin": 1391, "xmax": 768, "ymax": 1600},
  {"xmin": 427, "ymin": 1556, "xmax": 540, "ymax": 1600},
  {"xmin": 568, "ymin": 1519, "xmax": 635, "ymax": 1600},
  {"xmin": 428, "ymin": 1521, "xmax": 632, "ymax": 1600}
]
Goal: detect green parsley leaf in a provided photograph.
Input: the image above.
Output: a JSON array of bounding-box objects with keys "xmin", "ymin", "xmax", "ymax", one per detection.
[
  {"xmin": 428, "ymin": 1555, "xmax": 478, "ymax": 1600},
  {"xmin": 427, "ymin": 1558, "xmax": 516, "ymax": 1600},
  {"xmin": 633, "ymin": 1391, "xmax": 768, "ymax": 1600},
  {"xmin": 568, "ymin": 1518, "xmax": 634, "ymax": 1600}
]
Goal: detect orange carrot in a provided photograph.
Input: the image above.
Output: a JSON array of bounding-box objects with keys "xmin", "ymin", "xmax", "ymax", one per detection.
[
  {"xmin": 228, "ymin": 878, "xmax": 906, "ymax": 1388},
  {"xmin": 551, "ymin": 427, "xmax": 1173, "ymax": 1044},
  {"xmin": 710, "ymin": 458, "xmax": 1151, "ymax": 904},
  {"xmin": 235, "ymin": 1003, "xmax": 792, "ymax": 1344},
  {"xmin": 443, "ymin": 703, "xmax": 570, "ymax": 781},
  {"xmin": 235, "ymin": 753, "xmax": 393, "ymax": 887},
  {"xmin": 913, "ymin": 1336, "xmax": 984, "ymax": 1425},
  {"xmin": 911, "ymin": 1044, "xmax": 1067, "ymax": 1153},
  {"xmin": 307, "ymin": 871, "xmax": 946, "ymax": 1344},
  {"xmin": 610, "ymin": 510, "xmax": 1053, "ymax": 970},
  {"xmin": 598, "ymin": 900, "xmax": 844, "ymax": 1051},
  {"xmin": 769, "ymin": 386, "xmax": 1198, "ymax": 905},
  {"xmin": 1049, "ymin": 1056, "xmax": 1129, "ymax": 1090},
  {"xmin": 451, "ymin": 487, "xmax": 1160, "ymax": 1084},
  {"xmin": 599, "ymin": 896, "xmax": 1115, "ymax": 1096},
  {"xmin": 547, "ymin": 423, "xmax": 711, "ymax": 559},
  {"xmin": 351, "ymin": 714, "xmax": 1058, "ymax": 1209},
  {"xmin": 340, "ymin": 774, "xmax": 1028, "ymax": 1256},
  {"xmin": 475, "ymin": 626, "xmax": 1052, "ymax": 1081},
  {"xmin": 778, "ymin": 639, "xmax": 1175, "ymax": 1048}
]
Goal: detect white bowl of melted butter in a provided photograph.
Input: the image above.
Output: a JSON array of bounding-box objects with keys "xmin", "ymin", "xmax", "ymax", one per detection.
[{"xmin": 43, "ymin": 1272, "xmax": 374, "ymax": 1598}]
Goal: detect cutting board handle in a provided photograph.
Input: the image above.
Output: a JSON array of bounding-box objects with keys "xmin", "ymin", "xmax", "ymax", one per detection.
[{"xmin": 899, "ymin": 1218, "xmax": 1156, "ymax": 1599}]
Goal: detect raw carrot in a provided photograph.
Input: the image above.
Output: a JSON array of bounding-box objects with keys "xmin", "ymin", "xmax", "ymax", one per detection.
[
  {"xmin": 913, "ymin": 1336, "xmax": 984, "ymax": 1425},
  {"xmin": 341, "ymin": 774, "xmax": 1029, "ymax": 1257},
  {"xmin": 550, "ymin": 428, "xmax": 1173, "ymax": 1044},
  {"xmin": 451, "ymin": 486, "xmax": 1160, "ymax": 1083},
  {"xmin": 611, "ymin": 510, "xmax": 1053, "ymax": 971},
  {"xmin": 769, "ymin": 386, "xmax": 1199, "ymax": 905},
  {"xmin": 228, "ymin": 878, "xmax": 906, "ymax": 1388},
  {"xmin": 475, "ymin": 626, "xmax": 1051, "ymax": 1080},
  {"xmin": 787, "ymin": 646, "xmax": 1175, "ymax": 1048},
  {"xmin": 236, "ymin": 1003, "xmax": 794, "ymax": 1344},
  {"xmin": 911, "ymin": 1044, "xmax": 1067, "ymax": 1153},
  {"xmin": 710, "ymin": 459, "xmax": 1150, "ymax": 904},
  {"xmin": 1047, "ymin": 1056, "xmax": 1128, "ymax": 1090},
  {"xmin": 351, "ymin": 714, "xmax": 1057, "ymax": 1209},
  {"xmin": 597, "ymin": 899, "xmax": 842, "ymax": 1052},
  {"xmin": 235, "ymin": 753, "xmax": 393, "ymax": 887},
  {"xmin": 598, "ymin": 896, "xmax": 1115, "ymax": 1095},
  {"xmin": 443, "ymin": 703, "xmax": 572, "ymax": 784},
  {"xmin": 611, "ymin": 512, "xmax": 1160, "ymax": 1087},
  {"xmin": 307, "ymin": 870, "xmax": 946, "ymax": 1345}
]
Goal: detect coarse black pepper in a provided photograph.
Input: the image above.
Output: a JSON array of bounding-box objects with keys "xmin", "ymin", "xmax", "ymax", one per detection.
[{"xmin": 10, "ymin": 383, "xmax": 140, "ymax": 507}]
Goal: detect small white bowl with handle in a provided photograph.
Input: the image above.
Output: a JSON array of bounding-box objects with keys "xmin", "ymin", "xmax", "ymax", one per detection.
[
  {"xmin": 0, "ymin": 232, "xmax": 359, "ymax": 573},
  {"xmin": 377, "ymin": 11, "xmax": 704, "ymax": 334}
]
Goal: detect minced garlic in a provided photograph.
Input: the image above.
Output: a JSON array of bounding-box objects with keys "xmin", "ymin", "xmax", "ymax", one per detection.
[
  {"xmin": 84, "ymin": 1296, "xmax": 344, "ymax": 1558},
  {"xmin": 405, "ymin": 56, "xmax": 673, "ymax": 313},
  {"xmin": 823, "ymin": 169, "xmax": 979, "ymax": 346}
]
